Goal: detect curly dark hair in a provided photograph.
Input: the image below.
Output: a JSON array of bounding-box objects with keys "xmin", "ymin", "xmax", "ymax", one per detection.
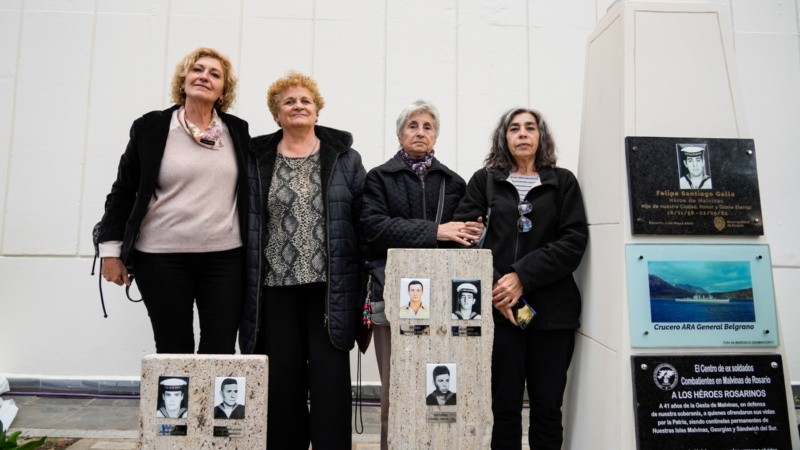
[{"xmin": 484, "ymin": 108, "xmax": 557, "ymax": 171}]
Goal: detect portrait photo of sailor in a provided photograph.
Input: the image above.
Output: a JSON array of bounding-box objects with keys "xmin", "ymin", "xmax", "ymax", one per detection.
[
  {"xmin": 677, "ymin": 144, "xmax": 712, "ymax": 190},
  {"xmin": 213, "ymin": 377, "xmax": 246, "ymax": 419},
  {"xmin": 425, "ymin": 364, "xmax": 457, "ymax": 406},
  {"xmin": 451, "ymin": 280, "xmax": 481, "ymax": 320},
  {"xmin": 155, "ymin": 376, "xmax": 189, "ymax": 419}
]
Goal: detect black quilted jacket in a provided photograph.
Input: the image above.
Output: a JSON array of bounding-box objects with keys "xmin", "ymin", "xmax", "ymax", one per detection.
[
  {"xmin": 360, "ymin": 153, "xmax": 467, "ymax": 260},
  {"xmin": 240, "ymin": 126, "xmax": 366, "ymax": 352}
]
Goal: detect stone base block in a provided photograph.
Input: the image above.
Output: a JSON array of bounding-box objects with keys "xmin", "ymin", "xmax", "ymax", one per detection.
[{"xmin": 140, "ymin": 354, "xmax": 267, "ymax": 449}]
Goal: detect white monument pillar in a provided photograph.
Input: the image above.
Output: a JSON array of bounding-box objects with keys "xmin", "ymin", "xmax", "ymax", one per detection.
[{"xmin": 570, "ymin": 1, "xmax": 799, "ymax": 448}]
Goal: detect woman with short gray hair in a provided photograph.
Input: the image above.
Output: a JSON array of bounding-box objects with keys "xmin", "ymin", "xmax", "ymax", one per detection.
[{"xmin": 360, "ymin": 99, "xmax": 483, "ymax": 449}]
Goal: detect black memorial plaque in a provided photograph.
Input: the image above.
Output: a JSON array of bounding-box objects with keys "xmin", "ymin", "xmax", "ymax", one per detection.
[
  {"xmin": 632, "ymin": 354, "xmax": 791, "ymax": 450},
  {"xmin": 451, "ymin": 326, "xmax": 481, "ymax": 337},
  {"xmin": 399, "ymin": 324, "xmax": 430, "ymax": 336},
  {"xmin": 625, "ymin": 137, "xmax": 763, "ymax": 235}
]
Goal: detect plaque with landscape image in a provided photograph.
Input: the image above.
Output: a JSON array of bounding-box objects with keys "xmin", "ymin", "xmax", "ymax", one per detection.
[
  {"xmin": 625, "ymin": 136, "xmax": 763, "ymax": 235},
  {"xmin": 626, "ymin": 244, "xmax": 778, "ymax": 348}
]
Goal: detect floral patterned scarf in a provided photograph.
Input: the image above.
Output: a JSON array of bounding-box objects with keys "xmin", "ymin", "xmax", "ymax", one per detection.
[
  {"xmin": 177, "ymin": 106, "xmax": 224, "ymax": 150},
  {"xmin": 398, "ymin": 148, "xmax": 435, "ymax": 180}
]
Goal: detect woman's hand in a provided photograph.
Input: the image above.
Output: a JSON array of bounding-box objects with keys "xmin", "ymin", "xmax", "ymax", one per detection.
[
  {"xmin": 492, "ymin": 272, "xmax": 523, "ymax": 324},
  {"xmin": 101, "ymin": 257, "xmax": 131, "ymax": 286},
  {"xmin": 497, "ymin": 306, "xmax": 518, "ymax": 326},
  {"xmin": 437, "ymin": 217, "xmax": 484, "ymax": 246}
]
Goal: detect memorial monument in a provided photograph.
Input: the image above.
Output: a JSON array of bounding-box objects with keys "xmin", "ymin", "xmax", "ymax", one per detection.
[
  {"xmin": 140, "ymin": 354, "xmax": 267, "ymax": 449},
  {"xmin": 385, "ymin": 248, "xmax": 494, "ymax": 448},
  {"xmin": 571, "ymin": 0, "xmax": 799, "ymax": 448}
]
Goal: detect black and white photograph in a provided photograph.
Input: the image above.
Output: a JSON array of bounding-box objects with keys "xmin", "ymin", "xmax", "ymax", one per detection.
[
  {"xmin": 399, "ymin": 278, "xmax": 431, "ymax": 319},
  {"xmin": 676, "ymin": 143, "xmax": 712, "ymax": 190},
  {"xmin": 425, "ymin": 363, "xmax": 457, "ymax": 406},
  {"xmin": 155, "ymin": 376, "xmax": 189, "ymax": 419},
  {"xmin": 451, "ymin": 280, "xmax": 481, "ymax": 320},
  {"xmin": 213, "ymin": 377, "xmax": 246, "ymax": 420}
]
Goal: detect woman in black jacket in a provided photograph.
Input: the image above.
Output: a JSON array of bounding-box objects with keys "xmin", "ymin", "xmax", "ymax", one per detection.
[
  {"xmin": 361, "ymin": 99, "xmax": 483, "ymax": 450},
  {"xmin": 97, "ymin": 47, "xmax": 258, "ymax": 355},
  {"xmin": 454, "ymin": 107, "xmax": 588, "ymax": 450},
  {"xmin": 246, "ymin": 71, "xmax": 365, "ymax": 450}
]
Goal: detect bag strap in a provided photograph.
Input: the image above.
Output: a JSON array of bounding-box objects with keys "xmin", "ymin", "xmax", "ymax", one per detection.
[
  {"xmin": 434, "ymin": 177, "xmax": 446, "ymax": 224},
  {"xmin": 90, "ymin": 222, "xmax": 143, "ymax": 318},
  {"xmin": 477, "ymin": 168, "xmax": 493, "ymax": 248}
]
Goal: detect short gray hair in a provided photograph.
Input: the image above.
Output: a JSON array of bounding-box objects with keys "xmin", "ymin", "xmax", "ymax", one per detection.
[{"xmin": 395, "ymin": 99, "xmax": 440, "ymax": 139}]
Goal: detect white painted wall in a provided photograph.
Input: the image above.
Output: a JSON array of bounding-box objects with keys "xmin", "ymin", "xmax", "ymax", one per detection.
[{"xmin": 0, "ymin": 0, "xmax": 797, "ymax": 399}]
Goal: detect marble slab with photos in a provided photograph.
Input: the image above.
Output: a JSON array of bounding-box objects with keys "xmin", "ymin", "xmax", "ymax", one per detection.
[
  {"xmin": 384, "ymin": 249, "xmax": 494, "ymax": 448},
  {"xmin": 631, "ymin": 354, "xmax": 792, "ymax": 450},
  {"xmin": 625, "ymin": 136, "xmax": 763, "ymax": 235},
  {"xmin": 140, "ymin": 354, "xmax": 267, "ymax": 449}
]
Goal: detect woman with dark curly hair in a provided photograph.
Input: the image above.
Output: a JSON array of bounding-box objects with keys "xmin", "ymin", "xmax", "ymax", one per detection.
[
  {"xmin": 454, "ymin": 107, "xmax": 588, "ymax": 449},
  {"xmin": 97, "ymin": 47, "xmax": 257, "ymax": 355}
]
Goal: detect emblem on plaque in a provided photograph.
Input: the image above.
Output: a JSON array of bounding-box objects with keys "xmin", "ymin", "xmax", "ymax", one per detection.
[{"xmin": 652, "ymin": 363, "xmax": 678, "ymax": 391}]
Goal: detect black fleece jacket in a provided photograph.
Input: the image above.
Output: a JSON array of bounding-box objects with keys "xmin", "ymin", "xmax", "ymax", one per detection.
[{"xmin": 453, "ymin": 166, "xmax": 588, "ymax": 329}]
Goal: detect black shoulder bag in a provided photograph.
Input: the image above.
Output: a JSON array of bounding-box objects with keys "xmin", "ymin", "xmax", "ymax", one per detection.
[{"xmin": 90, "ymin": 221, "xmax": 142, "ymax": 318}]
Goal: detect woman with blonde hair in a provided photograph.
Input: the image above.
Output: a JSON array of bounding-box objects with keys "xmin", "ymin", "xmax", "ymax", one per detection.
[{"xmin": 97, "ymin": 47, "xmax": 258, "ymax": 355}]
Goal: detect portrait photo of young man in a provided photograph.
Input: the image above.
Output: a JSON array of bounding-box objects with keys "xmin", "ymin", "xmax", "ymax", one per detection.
[
  {"xmin": 155, "ymin": 376, "xmax": 189, "ymax": 419},
  {"xmin": 399, "ymin": 278, "xmax": 430, "ymax": 319},
  {"xmin": 213, "ymin": 377, "xmax": 246, "ymax": 420},
  {"xmin": 425, "ymin": 364, "xmax": 457, "ymax": 406},
  {"xmin": 677, "ymin": 144, "xmax": 712, "ymax": 189},
  {"xmin": 451, "ymin": 280, "xmax": 481, "ymax": 320}
]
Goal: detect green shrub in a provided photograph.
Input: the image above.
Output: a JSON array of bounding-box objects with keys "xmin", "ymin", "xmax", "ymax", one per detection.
[{"xmin": 0, "ymin": 422, "xmax": 46, "ymax": 450}]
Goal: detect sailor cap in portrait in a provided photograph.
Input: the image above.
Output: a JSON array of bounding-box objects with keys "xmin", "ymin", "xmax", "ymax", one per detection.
[
  {"xmin": 456, "ymin": 283, "xmax": 478, "ymax": 295},
  {"xmin": 160, "ymin": 378, "xmax": 188, "ymax": 391},
  {"xmin": 680, "ymin": 146, "xmax": 705, "ymax": 157}
]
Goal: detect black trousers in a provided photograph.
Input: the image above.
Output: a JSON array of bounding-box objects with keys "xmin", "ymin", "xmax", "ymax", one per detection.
[
  {"xmin": 134, "ymin": 248, "xmax": 244, "ymax": 354},
  {"xmin": 258, "ymin": 283, "xmax": 352, "ymax": 450},
  {"xmin": 491, "ymin": 324, "xmax": 576, "ymax": 450}
]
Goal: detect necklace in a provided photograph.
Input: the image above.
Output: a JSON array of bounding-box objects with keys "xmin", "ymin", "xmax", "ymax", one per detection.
[{"xmin": 279, "ymin": 138, "xmax": 319, "ymax": 171}]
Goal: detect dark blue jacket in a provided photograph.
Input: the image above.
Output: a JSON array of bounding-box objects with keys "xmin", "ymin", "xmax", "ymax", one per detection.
[{"xmin": 242, "ymin": 126, "xmax": 365, "ymax": 352}]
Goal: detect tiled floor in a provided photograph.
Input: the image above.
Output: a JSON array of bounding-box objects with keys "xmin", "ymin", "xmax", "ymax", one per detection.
[
  {"xmin": 5, "ymin": 395, "xmax": 558, "ymax": 449},
  {"xmin": 4, "ymin": 395, "xmax": 439, "ymax": 449}
]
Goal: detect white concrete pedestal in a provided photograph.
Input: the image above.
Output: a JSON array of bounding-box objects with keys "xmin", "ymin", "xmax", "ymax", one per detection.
[{"xmin": 570, "ymin": 1, "xmax": 799, "ymax": 448}]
